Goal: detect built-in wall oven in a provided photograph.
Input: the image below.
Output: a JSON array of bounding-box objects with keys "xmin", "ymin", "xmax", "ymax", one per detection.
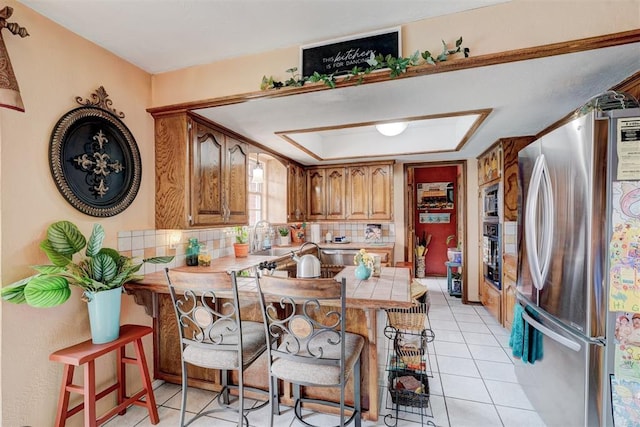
[
  {"xmin": 483, "ymin": 183, "xmax": 500, "ymax": 218},
  {"xmin": 482, "ymin": 220, "xmax": 501, "ymax": 289}
]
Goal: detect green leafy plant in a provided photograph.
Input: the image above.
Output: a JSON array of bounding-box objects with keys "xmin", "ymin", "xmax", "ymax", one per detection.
[
  {"xmin": 260, "ymin": 37, "xmax": 469, "ymax": 90},
  {"xmin": 446, "ymin": 234, "xmax": 459, "ymax": 249},
  {"xmin": 278, "ymin": 227, "xmax": 290, "ymax": 237},
  {"xmin": 233, "ymin": 226, "xmax": 249, "ymax": 244},
  {"xmin": 1, "ymin": 221, "xmax": 174, "ymax": 308}
]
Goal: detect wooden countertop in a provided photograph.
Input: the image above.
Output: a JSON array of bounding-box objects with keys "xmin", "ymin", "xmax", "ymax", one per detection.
[{"xmin": 127, "ymin": 265, "xmax": 411, "ymax": 311}]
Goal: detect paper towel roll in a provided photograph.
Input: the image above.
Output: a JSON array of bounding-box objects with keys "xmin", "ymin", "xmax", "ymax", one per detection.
[{"xmin": 309, "ymin": 223, "xmax": 321, "ymax": 243}]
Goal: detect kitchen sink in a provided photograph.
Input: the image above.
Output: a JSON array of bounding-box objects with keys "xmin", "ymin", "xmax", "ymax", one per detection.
[
  {"xmin": 252, "ymin": 247, "xmax": 295, "ymax": 257},
  {"xmin": 319, "ymin": 248, "xmax": 360, "ymax": 266}
]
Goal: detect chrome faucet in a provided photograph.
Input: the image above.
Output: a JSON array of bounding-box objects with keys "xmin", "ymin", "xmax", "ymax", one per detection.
[
  {"xmin": 251, "ymin": 220, "xmax": 272, "ymax": 253},
  {"xmin": 297, "ymin": 241, "xmax": 320, "ymax": 258}
]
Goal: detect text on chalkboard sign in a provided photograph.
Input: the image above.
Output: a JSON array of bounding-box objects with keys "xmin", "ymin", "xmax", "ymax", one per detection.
[{"xmin": 301, "ymin": 28, "xmax": 400, "ymax": 78}]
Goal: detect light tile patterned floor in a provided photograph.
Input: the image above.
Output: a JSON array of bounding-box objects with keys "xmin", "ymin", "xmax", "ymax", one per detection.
[{"xmin": 104, "ymin": 278, "xmax": 547, "ymax": 427}]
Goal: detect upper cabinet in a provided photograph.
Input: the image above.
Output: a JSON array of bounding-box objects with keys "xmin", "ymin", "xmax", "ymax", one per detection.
[
  {"xmin": 477, "ymin": 143, "xmax": 502, "ymax": 186},
  {"xmin": 153, "ymin": 112, "xmax": 248, "ymax": 229},
  {"xmin": 346, "ymin": 162, "xmax": 393, "ymax": 221},
  {"xmin": 307, "ymin": 166, "xmax": 347, "ymax": 220},
  {"xmin": 287, "ymin": 162, "xmax": 307, "ymax": 222}
]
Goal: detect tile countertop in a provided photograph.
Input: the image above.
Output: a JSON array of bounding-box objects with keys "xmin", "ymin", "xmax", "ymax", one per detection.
[{"xmin": 130, "ymin": 265, "xmax": 411, "ymax": 310}]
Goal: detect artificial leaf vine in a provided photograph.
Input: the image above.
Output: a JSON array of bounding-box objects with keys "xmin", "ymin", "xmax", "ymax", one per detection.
[{"xmin": 260, "ymin": 37, "xmax": 469, "ymax": 90}]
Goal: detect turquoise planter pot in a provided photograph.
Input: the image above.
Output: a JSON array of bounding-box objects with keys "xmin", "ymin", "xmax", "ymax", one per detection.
[
  {"xmin": 354, "ymin": 262, "xmax": 372, "ymax": 280},
  {"xmin": 85, "ymin": 287, "xmax": 122, "ymax": 344}
]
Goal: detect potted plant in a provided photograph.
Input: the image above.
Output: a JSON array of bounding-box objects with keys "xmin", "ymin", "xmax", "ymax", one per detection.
[
  {"xmin": 232, "ymin": 226, "xmax": 250, "ymax": 257},
  {"xmin": 446, "ymin": 234, "xmax": 462, "ymax": 263},
  {"xmin": 290, "ymin": 222, "xmax": 306, "ymax": 243},
  {"xmin": 278, "ymin": 226, "xmax": 291, "ymax": 246},
  {"xmin": 0, "ymin": 220, "xmax": 173, "ymax": 343},
  {"xmin": 353, "ymin": 249, "xmax": 374, "ymax": 280}
]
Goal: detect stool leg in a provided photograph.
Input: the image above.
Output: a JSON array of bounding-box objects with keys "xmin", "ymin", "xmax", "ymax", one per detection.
[
  {"xmin": 54, "ymin": 364, "xmax": 74, "ymax": 427},
  {"xmin": 133, "ymin": 337, "xmax": 159, "ymax": 424},
  {"xmin": 117, "ymin": 343, "xmax": 126, "ymax": 416},
  {"xmin": 84, "ymin": 360, "xmax": 97, "ymax": 427}
]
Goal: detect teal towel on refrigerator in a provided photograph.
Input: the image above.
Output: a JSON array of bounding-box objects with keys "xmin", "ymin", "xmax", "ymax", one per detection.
[
  {"xmin": 509, "ymin": 303, "xmax": 544, "ymax": 364},
  {"xmin": 523, "ymin": 307, "xmax": 544, "ymax": 364},
  {"xmin": 509, "ymin": 303, "xmax": 525, "ymax": 359}
]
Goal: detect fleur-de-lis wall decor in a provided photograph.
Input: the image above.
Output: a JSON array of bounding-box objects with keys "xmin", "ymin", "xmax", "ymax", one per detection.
[{"xmin": 0, "ymin": 6, "xmax": 29, "ymax": 112}]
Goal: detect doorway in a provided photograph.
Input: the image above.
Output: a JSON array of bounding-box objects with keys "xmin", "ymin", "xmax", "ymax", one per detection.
[{"xmin": 405, "ymin": 161, "xmax": 467, "ymax": 302}]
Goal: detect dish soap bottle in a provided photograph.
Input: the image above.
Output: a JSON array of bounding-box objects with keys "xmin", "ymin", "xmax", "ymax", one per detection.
[{"xmin": 186, "ymin": 238, "xmax": 200, "ymax": 266}]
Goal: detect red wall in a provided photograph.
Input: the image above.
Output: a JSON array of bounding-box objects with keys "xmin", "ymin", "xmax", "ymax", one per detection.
[{"xmin": 414, "ymin": 166, "xmax": 458, "ymax": 276}]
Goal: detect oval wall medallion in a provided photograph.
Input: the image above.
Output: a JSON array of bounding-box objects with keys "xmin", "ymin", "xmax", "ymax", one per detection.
[{"xmin": 49, "ymin": 87, "xmax": 141, "ymax": 217}]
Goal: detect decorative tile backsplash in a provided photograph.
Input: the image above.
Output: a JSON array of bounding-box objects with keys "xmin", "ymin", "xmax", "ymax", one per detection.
[
  {"xmin": 503, "ymin": 221, "xmax": 517, "ymax": 255},
  {"xmin": 117, "ymin": 221, "xmax": 395, "ymax": 274}
]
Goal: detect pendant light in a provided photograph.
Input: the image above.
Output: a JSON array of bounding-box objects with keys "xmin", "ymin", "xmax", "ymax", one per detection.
[{"xmin": 251, "ymin": 153, "xmax": 264, "ymax": 184}]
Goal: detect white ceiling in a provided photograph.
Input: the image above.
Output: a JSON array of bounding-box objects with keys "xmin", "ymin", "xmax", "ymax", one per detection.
[
  {"xmin": 18, "ymin": 0, "xmax": 510, "ymax": 74},
  {"xmin": 18, "ymin": 0, "xmax": 640, "ymax": 165}
]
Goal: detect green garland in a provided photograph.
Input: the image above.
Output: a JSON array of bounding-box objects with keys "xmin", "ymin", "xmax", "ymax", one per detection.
[{"xmin": 260, "ymin": 37, "xmax": 469, "ymax": 90}]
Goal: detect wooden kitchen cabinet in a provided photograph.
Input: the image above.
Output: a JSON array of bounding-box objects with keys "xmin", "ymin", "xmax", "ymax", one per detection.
[
  {"xmin": 287, "ymin": 162, "xmax": 307, "ymax": 222},
  {"xmin": 346, "ymin": 162, "xmax": 393, "ymax": 221},
  {"xmin": 366, "ymin": 247, "xmax": 394, "ymax": 267},
  {"xmin": 153, "ymin": 112, "xmax": 248, "ymax": 229},
  {"xmin": 481, "ymin": 279, "xmax": 501, "ymax": 322},
  {"xmin": 502, "ymin": 254, "xmax": 518, "ymax": 331},
  {"xmin": 307, "ymin": 166, "xmax": 347, "ymax": 220},
  {"xmin": 477, "ymin": 136, "xmax": 533, "ymax": 326}
]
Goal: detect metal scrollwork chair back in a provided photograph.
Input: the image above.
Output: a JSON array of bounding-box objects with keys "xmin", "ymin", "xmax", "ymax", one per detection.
[
  {"xmin": 255, "ymin": 274, "xmax": 364, "ymax": 427},
  {"xmin": 165, "ymin": 268, "xmax": 268, "ymax": 426}
]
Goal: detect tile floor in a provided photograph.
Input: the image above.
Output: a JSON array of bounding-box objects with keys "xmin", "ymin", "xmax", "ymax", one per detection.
[{"xmin": 104, "ymin": 277, "xmax": 547, "ymax": 427}]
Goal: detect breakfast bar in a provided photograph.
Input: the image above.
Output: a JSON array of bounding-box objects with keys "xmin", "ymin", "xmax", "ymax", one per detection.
[{"xmin": 125, "ymin": 259, "xmax": 412, "ymax": 421}]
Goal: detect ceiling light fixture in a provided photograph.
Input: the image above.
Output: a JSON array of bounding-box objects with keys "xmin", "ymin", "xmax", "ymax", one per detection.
[
  {"xmin": 251, "ymin": 153, "xmax": 264, "ymax": 184},
  {"xmin": 375, "ymin": 122, "xmax": 408, "ymax": 137}
]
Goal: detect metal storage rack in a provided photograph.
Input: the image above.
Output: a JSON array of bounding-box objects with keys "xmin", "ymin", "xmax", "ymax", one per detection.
[{"xmin": 384, "ymin": 300, "xmax": 436, "ymax": 427}]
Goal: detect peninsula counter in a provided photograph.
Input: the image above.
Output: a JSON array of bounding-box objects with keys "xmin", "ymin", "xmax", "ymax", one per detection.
[{"xmin": 125, "ymin": 262, "xmax": 412, "ymax": 421}]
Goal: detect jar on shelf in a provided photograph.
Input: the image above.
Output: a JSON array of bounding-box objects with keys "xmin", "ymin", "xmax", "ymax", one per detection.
[
  {"xmin": 186, "ymin": 238, "xmax": 200, "ymax": 266},
  {"xmin": 198, "ymin": 246, "xmax": 211, "ymax": 267}
]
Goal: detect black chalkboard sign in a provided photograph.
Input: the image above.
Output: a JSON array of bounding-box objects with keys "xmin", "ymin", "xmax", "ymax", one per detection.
[{"xmin": 301, "ymin": 28, "xmax": 400, "ymax": 78}]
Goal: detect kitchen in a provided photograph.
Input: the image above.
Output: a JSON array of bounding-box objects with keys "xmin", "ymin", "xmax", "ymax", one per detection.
[{"xmin": 1, "ymin": 1, "xmax": 640, "ymax": 426}]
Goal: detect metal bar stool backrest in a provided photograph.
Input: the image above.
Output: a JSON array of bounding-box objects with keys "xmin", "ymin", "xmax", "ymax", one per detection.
[
  {"xmin": 165, "ymin": 268, "xmax": 268, "ymax": 427},
  {"xmin": 255, "ymin": 274, "xmax": 363, "ymax": 427}
]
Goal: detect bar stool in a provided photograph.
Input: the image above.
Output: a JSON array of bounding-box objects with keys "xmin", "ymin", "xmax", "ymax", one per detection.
[{"xmin": 49, "ymin": 324, "xmax": 159, "ymax": 427}]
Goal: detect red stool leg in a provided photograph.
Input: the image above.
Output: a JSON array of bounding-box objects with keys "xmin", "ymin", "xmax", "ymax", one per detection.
[
  {"xmin": 117, "ymin": 343, "xmax": 127, "ymax": 416},
  {"xmin": 133, "ymin": 337, "xmax": 159, "ymax": 424},
  {"xmin": 54, "ymin": 364, "xmax": 74, "ymax": 427},
  {"xmin": 84, "ymin": 360, "xmax": 97, "ymax": 427}
]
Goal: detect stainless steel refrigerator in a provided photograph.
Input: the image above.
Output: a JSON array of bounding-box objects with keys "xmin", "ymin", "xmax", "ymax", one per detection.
[{"xmin": 516, "ymin": 107, "xmax": 640, "ymax": 427}]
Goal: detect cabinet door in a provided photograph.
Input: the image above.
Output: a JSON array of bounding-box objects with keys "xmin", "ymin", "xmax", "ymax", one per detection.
[
  {"xmin": 369, "ymin": 164, "xmax": 392, "ymax": 220},
  {"xmin": 225, "ymin": 137, "xmax": 248, "ymax": 224},
  {"xmin": 295, "ymin": 165, "xmax": 307, "ymax": 220},
  {"xmin": 326, "ymin": 167, "xmax": 346, "ymax": 220},
  {"xmin": 155, "ymin": 113, "xmax": 190, "ymax": 229},
  {"xmin": 502, "ymin": 137, "xmax": 534, "ymax": 221},
  {"xmin": 503, "ymin": 276, "xmax": 517, "ymax": 331},
  {"xmin": 347, "ymin": 166, "xmax": 369, "ymax": 220},
  {"xmin": 307, "ymin": 168, "xmax": 326, "ymax": 220},
  {"xmin": 481, "ymin": 279, "xmax": 501, "ymax": 323},
  {"xmin": 288, "ymin": 163, "xmax": 307, "ymax": 221},
  {"xmin": 190, "ymin": 119, "xmax": 225, "ymax": 226},
  {"xmin": 287, "ymin": 164, "xmax": 298, "ymax": 221}
]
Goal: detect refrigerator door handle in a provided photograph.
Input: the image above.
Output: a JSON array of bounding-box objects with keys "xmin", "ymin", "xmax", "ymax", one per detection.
[
  {"xmin": 525, "ymin": 154, "xmax": 545, "ymax": 290},
  {"xmin": 521, "ymin": 309, "xmax": 581, "ymax": 352},
  {"xmin": 539, "ymin": 156, "xmax": 554, "ymax": 284}
]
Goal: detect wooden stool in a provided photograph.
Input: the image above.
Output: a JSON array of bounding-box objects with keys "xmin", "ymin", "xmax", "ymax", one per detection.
[{"xmin": 49, "ymin": 324, "xmax": 159, "ymax": 426}]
